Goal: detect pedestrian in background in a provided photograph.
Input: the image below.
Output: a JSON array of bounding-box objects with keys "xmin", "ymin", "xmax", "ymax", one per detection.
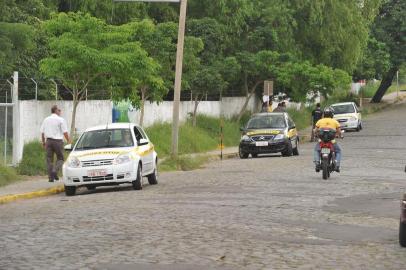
[
  {"xmin": 273, "ymin": 102, "xmax": 286, "ymax": 112},
  {"xmin": 311, "ymin": 103, "xmax": 323, "ymax": 142},
  {"xmin": 40, "ymin": 105, "xmax": 71, "ymax": 182}
]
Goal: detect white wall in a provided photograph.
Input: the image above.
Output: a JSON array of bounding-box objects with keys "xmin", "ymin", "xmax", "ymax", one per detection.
[
  {"xmin": 18, "ymin": 100, "xmax": 113, "ymax": 161},
  {"xmin": 128, "ymin": 96, "xmax": 258, "ymax": 127}
]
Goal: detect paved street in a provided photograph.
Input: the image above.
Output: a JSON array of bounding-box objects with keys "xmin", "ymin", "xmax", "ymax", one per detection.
[{"xmin": 1, "ymin": 104, "xmax": 406, "ymax": 270}]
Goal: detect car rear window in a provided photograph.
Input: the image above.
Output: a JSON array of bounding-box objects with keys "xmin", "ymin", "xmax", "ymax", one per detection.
[{"xmin": 331, "ymin": 104, "xmax": 355, "ymax": 114}]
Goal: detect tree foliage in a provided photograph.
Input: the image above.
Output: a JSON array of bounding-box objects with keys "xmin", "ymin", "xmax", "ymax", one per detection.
[
  {"xmin": 370, "ymin": 0, "xmax": 406, "ymax": 102},
  {"xmin": 40, "ymin": 12, "xmax": 156, "ymax": 133}
]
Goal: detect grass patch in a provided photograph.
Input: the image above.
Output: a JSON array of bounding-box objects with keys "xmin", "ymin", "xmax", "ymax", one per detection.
[
  {"xmin": 287, "ymin": 108, "xmax": 312, "ymax": 131},
  {"xmin": 159, "ymin": 155, "xmax": 209, "ymax": 172},
  {"xmin": 17, "ymin": 141, "xmax": 47, "ymax": 176},
  {"xmin": 0, "ymin": 164, "xmax": 19, "ymax": 187},
  {"xmin": 146, "ymin": 115, "xmax": 244, "ymax": 158}
]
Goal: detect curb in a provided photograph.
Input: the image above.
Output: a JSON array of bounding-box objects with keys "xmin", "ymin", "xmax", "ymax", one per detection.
[{"xmin": 0, "ymin": 185, "xmax": 64, "ymax": 205}]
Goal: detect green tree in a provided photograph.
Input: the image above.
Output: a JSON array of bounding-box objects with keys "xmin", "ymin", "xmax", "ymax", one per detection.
[
  {"xmin": 290, "ymin": 0, "xmax": 370, "ymax": 73},
  {"xmin": 0, "ymin": 23, "xmax": 36, "ymax": 76},
  {"xmin": 353, "ymin": 37, "xmax": 390, "ymax": 81},
  {"xmin": 40, "ymin": 13, "xmax": 154, "ymax": 135},
  {"xmin": 371, "ymin": 0, "xmax": 406, "ymax": 102}
]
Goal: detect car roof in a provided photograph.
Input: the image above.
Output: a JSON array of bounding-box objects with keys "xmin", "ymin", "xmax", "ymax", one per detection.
[
  {"xmin": 85, "ymin": 123, "xmax": 139, "ymax": 132},
  {"xmin": 331, "ymin": 102, "xmax": 355, "ymax": 106}
]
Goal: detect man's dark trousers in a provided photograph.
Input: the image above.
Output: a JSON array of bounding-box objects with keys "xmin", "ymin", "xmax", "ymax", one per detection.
[{"xmin": 46, "ymin": 138, "xmax": 64, "ymax": 181}]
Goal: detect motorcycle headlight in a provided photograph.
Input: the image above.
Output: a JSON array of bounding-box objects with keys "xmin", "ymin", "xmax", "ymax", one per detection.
[
  {"xmin": 274, "ymin": 134, "xmax": 285, "ymax": 140},
  {"xmin": 67, "ymin": 156, "xmax": 81, "ymax": 168},
  {"xmin": 241, "ymin": 135, "xmax": 251, "ymax": 141},
  {"xmin": 115, "ymin": 153, "xmax": 131, "ymax": 165}
]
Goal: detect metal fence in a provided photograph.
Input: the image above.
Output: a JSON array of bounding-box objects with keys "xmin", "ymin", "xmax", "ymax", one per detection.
[{"xmin": 0, "ymin": 79, "xmax": 14, "ymax": 165}]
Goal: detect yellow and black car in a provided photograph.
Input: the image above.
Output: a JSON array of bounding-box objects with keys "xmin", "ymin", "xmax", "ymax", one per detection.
[{"xmin": 239, "ymin": 112, "xmax": 299, "ymax": 158}]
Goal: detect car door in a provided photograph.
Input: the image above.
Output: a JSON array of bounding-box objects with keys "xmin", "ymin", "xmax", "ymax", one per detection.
[
  {"xmin": 287, "ymin": 116, "xmax": 298, "ymax": 147},
  {"xmin": 134, "ymin": 126, "xmax": 154, "ymax": 174}
]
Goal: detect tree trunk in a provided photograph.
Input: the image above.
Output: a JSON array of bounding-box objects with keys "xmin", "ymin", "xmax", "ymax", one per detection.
[
  {"xmin": 140, "ymin": 88, "xmax": 146, "ymax": 127},
  {"xmin": 70, "ymin": 91, "xmax": 79, "ymax": 139},
  {"xmin": 192, "ymin": 94, "xmax": 200, "ymax": 127},
  {"xmin": 371, "ymin": 66, "xmax": 398, "ymax": 103},
  {"xmin": 237, "ymin": 80, "xmax": 262, "ymax": 122}
]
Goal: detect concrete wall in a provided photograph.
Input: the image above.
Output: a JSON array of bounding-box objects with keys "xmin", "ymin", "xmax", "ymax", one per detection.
[
  {"xmin": 128, "ymin": 97, "xmax": 258, "ymax": 126},
  {"xmin": 18, "ymin": 100, "xmax": 113, "ymax": 161}
]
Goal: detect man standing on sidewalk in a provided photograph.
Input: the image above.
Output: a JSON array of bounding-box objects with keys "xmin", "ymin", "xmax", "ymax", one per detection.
[
  {"xmin": 40, "ymin": 105, "xmax": 71, "ymax": 182},
  {"xmin": 311, "ymin": 103, "xmax": 323, "ymax": 142}
]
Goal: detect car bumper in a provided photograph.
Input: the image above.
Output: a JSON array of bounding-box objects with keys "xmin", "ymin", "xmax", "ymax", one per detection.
[
  {"xmin": 339, "ymin": 120, "xmax": 359, "ymax": 129},
  {"xmin": 239, "ymin": 140, "xmax": 288, "ymax": 154},
  {"xmin": 63, "ymin": 162, "xmax": 137, "ymax": 187}
]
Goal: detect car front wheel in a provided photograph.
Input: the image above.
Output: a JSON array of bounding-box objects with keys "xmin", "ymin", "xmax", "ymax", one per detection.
[
  {"xmin": 292, "ymin": 139, "xmax": 299, "ymax": 156},
  {"xmin": 132, "ymin": 164, "xmax": 142, "ymax": 190},
  {"xmin": 400, "ymin": 219, "xmax": 406, "ymax": 247},
  {"xmin": 239, "ymin": 146, "xmax": 249, "ymax": 159},
  {"xmin": 282, "ymin": 141, "xmax": 293, "ymax": 157},
  {"xmin": 64, "ymin": 185, "xmax": 76, "ymax": 196},
  {"xmin": 147, "ymin": 160, "xmax": 158, "ymax": 185}
]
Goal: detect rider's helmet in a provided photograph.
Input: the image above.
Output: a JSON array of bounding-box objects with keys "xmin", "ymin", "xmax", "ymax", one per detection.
[{"xmin": 323, "ymin": 107, "xmax": 334, "ymax": 118}]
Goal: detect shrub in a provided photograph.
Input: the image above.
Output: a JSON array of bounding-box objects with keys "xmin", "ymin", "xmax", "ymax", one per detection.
[
  {"xmin": 17, "ymin": 141, "xmax": 47, "ymax": 176},
  {"xmin": 0, "ymin": 164, "xmax": 19, "ymax": 187}
]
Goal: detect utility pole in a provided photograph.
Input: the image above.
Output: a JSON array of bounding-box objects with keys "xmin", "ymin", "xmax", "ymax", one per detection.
[
  {"xmin": 12, "ymin": 71, "xmax": 19, "ymax": 166},
  {"xmin": 171, "ymin": 0, "xmax": 187, "ymax": 157},
  {"xmin": 112, "ymin": 0, "xmax": 186, "ymax": 158},
  {"xmin": 397, "ymin": 70, "xmax": 399, "ymax": 99}
]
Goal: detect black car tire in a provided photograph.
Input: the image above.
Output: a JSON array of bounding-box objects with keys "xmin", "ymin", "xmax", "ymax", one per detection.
[
  {"xmin": 239, "ymin": 146, "xmax": 249, "ymax": 159},
  {"xmin": 132, "ymin": 164, "xmax": 142, "ymax": 190},
  {"xmin": 282, "ymin": 141, "xmax": 293, "ymax": 157},
  {"xmin": 292, "ymin": 139, "xmax": 299, "ymax": 156},
  {"xmin": 64, "ymin": 185, "xmax": 76, "ymax": 196},
  {"xmin": 147, "ymin": 160, "xmax": 158, "ymax": 185},
  {"xmin": 400, "ymin": 219, "xmax": 406, "ymax": 247}
]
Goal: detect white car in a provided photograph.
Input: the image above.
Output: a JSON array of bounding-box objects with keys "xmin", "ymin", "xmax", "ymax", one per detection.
[
  {"xmin": 62, "ymin": 123, "xmax": 158, "ymax": 196},
  {"xmin": 331, "ymin": 102, "xmax": 363, "ymax": 131}
]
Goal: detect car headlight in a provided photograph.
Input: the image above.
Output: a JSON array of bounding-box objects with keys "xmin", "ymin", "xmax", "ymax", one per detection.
[
  {"xmin": 67, "ymin": 156, "xmax": 81, "ymax": 168},
  {"xmin": 274, "ymin": 134, "xmax": 285, "ymax": 140},
  {"xmin": 115, "ymin": 153, "xmax": 131, "ymax": 164},
  {"xmin": 241, "ymin": 135, "xmax": 251, "ymax": 141},
  {"xmin": 350, "ymin": 116, "xmax": 358, "ymax": 121}
]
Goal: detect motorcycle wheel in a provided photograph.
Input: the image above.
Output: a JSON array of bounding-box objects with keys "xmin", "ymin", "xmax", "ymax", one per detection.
[
  {"xmin": 322, "ymin": 158, "xmax": 329, "ymax": 180},
  {"xmin": 400, "ymin": 219, "xmax": 406, "ymax": 247}
]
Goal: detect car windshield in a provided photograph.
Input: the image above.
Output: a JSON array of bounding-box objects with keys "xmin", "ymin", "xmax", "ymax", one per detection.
[
  {"xmin": 75, "ymin": 129, "xmax": 133, "ymax": 150},
  {"xmin": 246, "ymin": 115, "xmax": 286, "ymax": 129},
  {"xmin": 331, "ymin": 104, "xmax": 355, "ymax": 114}
]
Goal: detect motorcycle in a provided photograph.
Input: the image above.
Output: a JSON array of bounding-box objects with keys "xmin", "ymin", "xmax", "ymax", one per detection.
[{"xmin": 316, "ymin": 128, "xmax": 338, "ymax": 180}]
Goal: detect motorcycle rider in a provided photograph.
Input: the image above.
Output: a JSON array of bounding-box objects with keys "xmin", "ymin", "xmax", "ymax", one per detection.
[{"xmin": 313, "ymin": 107, "xmax": 342, "ymax": 172}]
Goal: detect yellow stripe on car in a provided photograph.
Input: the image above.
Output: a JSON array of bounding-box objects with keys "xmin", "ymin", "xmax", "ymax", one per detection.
[{"xmin": 247, "ymin": 130, "xmax": 281, "ymax": 136}]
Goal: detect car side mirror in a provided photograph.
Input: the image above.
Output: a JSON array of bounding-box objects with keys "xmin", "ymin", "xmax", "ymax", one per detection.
[
  {"xmin": 138, "ymin": 138, "xmax": 149, "ymax": 146},
  {"xmin": 289, "ymin": 125, "xmax": 296, "ymax": 130},
  {"xmin": 64, "ymin": 144, "xmax": 73, "ymax": 152}
]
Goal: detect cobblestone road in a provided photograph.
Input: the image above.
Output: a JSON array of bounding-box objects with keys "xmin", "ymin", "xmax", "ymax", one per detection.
[{"xmin": 1, "ymin": 104, "xmax": 406, "ymax": 270}]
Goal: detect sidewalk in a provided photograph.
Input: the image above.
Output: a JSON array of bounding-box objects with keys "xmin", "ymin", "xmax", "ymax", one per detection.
[{"xmin": 2, "ymin": 92, "xmax": 404, "ymax": 205}]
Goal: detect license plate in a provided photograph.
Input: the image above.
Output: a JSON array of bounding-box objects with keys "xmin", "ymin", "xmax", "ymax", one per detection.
[
  {"xmin": 255, "ymin": 141, "xmax": 268, "ymax": 147},
  {"xmin": 87, "ymin": 169, "xmax": 107, "ymax": 177},
  {"xmin": 321, "ymin": 148, "xmax": 331, "ymax": 154}
]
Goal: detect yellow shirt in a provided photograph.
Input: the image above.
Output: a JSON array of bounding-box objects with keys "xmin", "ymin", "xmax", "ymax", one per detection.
[{"xmin": 315, "ymin": 118, "xmax": 340, "ymax": 130}]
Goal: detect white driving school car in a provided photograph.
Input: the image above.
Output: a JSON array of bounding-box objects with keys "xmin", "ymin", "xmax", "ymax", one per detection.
[
  {"xmin": 62, "ymin": 123, "xmax": 158, "ymax": 196},
  {"xmin": 331, "ymin": 102, "xmax": 363, "ymax": 131}
]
